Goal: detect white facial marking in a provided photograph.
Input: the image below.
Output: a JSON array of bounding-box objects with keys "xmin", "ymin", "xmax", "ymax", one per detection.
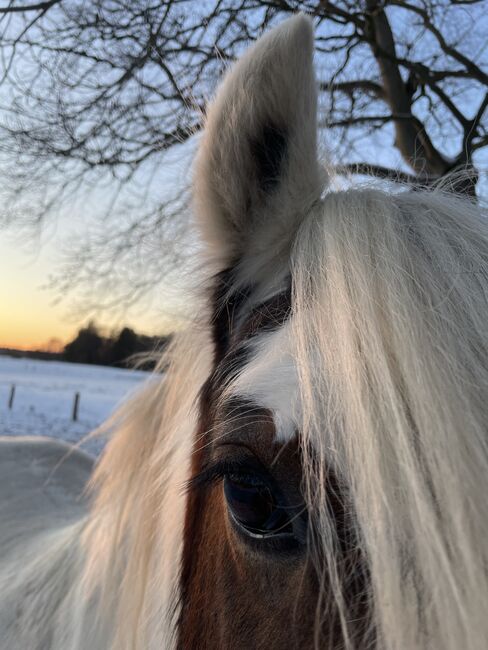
[{"xmin": 226, "ymin": 320, "xmax": 300, "ymax": 441}]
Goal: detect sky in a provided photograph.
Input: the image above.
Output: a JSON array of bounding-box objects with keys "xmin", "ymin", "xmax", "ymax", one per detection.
[
  {"xmin": 0, "ymin": 233, "xmax": 69, "ymax": 350},
  {"xmin": 0, "ymin": 227, "xmax": 171, "ymax": 350}
]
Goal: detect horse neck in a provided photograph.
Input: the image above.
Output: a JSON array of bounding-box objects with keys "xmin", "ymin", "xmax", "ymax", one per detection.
[{"xmin": 0, "ymin": 518, "xmax": 115, "ymax": 650}]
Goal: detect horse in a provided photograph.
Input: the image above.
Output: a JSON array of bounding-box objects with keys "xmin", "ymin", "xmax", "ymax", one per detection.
[{"xmin": 1, "ymin": 14, "xmax": 488, "ymax": 650}]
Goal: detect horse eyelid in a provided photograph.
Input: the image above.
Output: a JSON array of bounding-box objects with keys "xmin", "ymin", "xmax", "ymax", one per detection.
[{"xmin": 185, "ymin": 458, "xmax": 264, "ymax": 493}]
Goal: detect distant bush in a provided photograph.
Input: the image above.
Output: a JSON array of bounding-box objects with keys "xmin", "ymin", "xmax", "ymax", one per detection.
[
  {"xmin": 63, "ymin": 322, "xmax": 170, "ymax": 369},
  {"xmin": 64, "ymin": 322, "xmax": 104, "ymax": 365}
]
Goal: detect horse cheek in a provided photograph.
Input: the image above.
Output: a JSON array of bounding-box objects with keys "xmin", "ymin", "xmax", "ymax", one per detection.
[{"xmin": 179, "ymin": 483, "xmax": 319, "ymax": 649}]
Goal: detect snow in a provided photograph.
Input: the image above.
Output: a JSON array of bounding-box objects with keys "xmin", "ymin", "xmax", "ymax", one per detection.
[{"xmin": 0, "ymin": 355, "xmax": 150, "ymax": 455}]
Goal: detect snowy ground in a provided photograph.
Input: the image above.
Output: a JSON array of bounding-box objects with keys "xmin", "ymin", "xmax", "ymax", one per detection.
[{"xmin": 0, "ymin": 355, "xmax": 150, "ymax": 455}]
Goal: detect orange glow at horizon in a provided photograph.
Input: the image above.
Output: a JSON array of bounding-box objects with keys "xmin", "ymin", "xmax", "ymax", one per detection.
[
  {"xmin": 0, "ymin": 241, "xmax": 76, "ymax": 350},
  {"xmin": 0, "ymin": 236, "xmax": 77, "ymax": 351},
  {"xmin": 0, "ymin": 234, "xmax": 177, "ymax": 352},
  {"xmin": 0, "ymin": 332, "xmax": 68, "ymax": 352}
]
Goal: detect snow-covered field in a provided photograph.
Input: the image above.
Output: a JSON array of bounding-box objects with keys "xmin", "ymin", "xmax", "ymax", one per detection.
[{"xmin": 0, "ymin": 355, "xmax": 150, "ymax": 455}]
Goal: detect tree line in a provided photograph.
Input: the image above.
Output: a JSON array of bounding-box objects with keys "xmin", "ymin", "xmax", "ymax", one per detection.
[{"xmin": 63, "ymin": 322, "xmax": 170, "ymax": 369}]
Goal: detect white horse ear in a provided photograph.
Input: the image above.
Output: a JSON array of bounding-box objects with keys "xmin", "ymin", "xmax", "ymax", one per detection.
[{"xmin": 195, "ymin": 14, "xmax": 324, "ymax": 271}]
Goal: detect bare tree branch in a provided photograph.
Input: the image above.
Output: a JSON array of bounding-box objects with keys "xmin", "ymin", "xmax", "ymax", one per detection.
[
  {"xmin": 0, "ymin": 0, "xmax": 61, "ymax": 14},
  {"xmin": 387, "ymin": 1, "xmax": 488, "ymax": 86},
  {"xmin": 335, "ymin": 162, "xmax": 435, "ymax": 184},
  {"xmin": 364, "ymin": 0, "xmax": 448, "ymax": 176},
  {"xmin": 464, "ymin": 91, "xmax": 488, "ymax": 155},
  {"xmin": 321, "ymin": 79, "xmax": 386, "ymax": 99}
]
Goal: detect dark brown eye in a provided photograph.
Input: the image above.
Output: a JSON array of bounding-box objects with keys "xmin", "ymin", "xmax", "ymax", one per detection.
[{"xmin": 223, "ymin": 473, "xmax": 294, "ymax": 538}]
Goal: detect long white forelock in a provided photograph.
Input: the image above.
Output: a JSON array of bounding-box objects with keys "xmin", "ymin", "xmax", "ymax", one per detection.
[
  {"xmin": 290, "ymin": 187, "xmax": 488, "ymax": 650},
  {"xmin": 217, "ymin": 184, "xmax": 488, "ymax": 650}
]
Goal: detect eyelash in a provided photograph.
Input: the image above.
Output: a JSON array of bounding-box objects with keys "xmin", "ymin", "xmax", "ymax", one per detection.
[{"xmin": 187, "ymin": 458, "xmax": 266, "ymax": 493}]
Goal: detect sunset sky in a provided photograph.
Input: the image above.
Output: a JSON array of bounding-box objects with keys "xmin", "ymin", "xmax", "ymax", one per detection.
[
  {"xmin": 0, "ymin": 144, "xmax": 191, "ymax": 352},
  {"xmin": 0, "ymin": 230, "xmax": 172, "ymax": 351},
  {"xmin": 0, "ymin": 234, "xmax": 69, "ymax": 350}
]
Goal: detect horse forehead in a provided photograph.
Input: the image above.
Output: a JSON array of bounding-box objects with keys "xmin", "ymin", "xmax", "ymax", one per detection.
[{"xmin": 225, "ymin": 319, "xmax": 300, "ymax": 442}]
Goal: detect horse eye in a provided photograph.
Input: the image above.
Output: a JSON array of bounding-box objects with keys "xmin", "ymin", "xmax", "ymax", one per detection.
[{"xmin": 223, "ymin": 473, "xmax": 294, "ymax": 538}]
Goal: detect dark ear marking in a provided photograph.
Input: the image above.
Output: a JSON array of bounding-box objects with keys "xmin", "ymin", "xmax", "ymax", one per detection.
[{"xmin": 250, "ymin": 124, "xmax": 288, "ymax": 194}]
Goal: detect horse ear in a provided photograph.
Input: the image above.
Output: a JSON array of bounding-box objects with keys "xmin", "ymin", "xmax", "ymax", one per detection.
[{"xmin": 195, "ymin": 14, "xmax": 324, "ymax": 272}]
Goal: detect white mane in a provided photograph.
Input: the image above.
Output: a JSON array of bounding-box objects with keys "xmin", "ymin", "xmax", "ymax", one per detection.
[{"xmin": 290, "ymin": 187, "xmax": 488, "ymax": 649}]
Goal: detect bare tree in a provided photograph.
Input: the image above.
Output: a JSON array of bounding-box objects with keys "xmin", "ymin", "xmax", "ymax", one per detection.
[{"xmin": 0, "ymin": 0, "xmax": 486, "ymax": 308}]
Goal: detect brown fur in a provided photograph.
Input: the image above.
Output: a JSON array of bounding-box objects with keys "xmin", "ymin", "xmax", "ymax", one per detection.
[{"xmin": 179, "ymin": 396, "xmax": 325, "ymax": 649}]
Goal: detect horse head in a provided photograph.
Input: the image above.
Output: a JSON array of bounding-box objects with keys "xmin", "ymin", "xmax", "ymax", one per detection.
[{"xmin": 84, "ymin": 14, "xmax": 488, "ymax": 650}]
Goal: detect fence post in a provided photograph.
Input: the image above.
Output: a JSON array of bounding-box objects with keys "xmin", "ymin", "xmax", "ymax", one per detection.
[
  {"xmin": 72, "ymin": 392, "xmax": 80, "ymax": 421},
  {"xmin": 8, "ymin": 385, "xmax": 15, "ymax": 409}
]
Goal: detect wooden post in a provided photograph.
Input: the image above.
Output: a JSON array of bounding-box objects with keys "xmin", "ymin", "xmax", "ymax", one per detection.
[
  {"xmin": 72, "ymin": 392, "xmax": 80, "ymax": 421},
  {"xmin": 8, "ymin": 385, "xmax": 15, "ymax": 410}
]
